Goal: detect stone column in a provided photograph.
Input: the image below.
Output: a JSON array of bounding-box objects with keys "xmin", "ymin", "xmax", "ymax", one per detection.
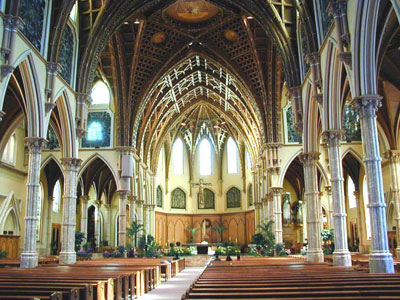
[
  {"xmin": 353, "ymin": 191, "xmax": 365, "ymax": 253},
  {"xmin": 271, "ymin": 187, "xmax": 283, "ymax": 245},
  {"xmin": 268, "ymin": 194, "xmax": 274, "ymax": 225},
  {"xmin": 129, "ymin": 195, "xmax": 137, "ymax": 224},
  {"xmin": 384, "ymin": 150, "xmax": 400, "ymax": 259},
  {"xmin": 59, "ymin": 157, "xmax": 82, "ymax": 265},
  {"xmin": 149, "ymin": 204, "xmax": 155, "ymax": 236},
  {"xmin": 262, "ymin": 198, "xmax": 268, "ymax": 224},
  {"xmin": 137, "ymin": 199, "xmax": 144, "ymax": 237},
  {"xmin": 103, "ymin": 203, "xmax": 111, "ymax": 245},
  {"xmin": 254, "ymin": 202, "xmax": 262, "ymax": 231},
  {"xmin": 325, "ymin": 186, "xmax": 333, "ymax": 228},
  {"xmin": 353, "ymin": 95, "xmax": 394, "ymax": 273},
  {"xmin": 118, "ymin": 190, "xmax": 128, "ymax": 247},
  {"xmin": 323, "ymin": 130, "xmax": 352, "ymax": 266},
  {"xmin": 47, "ymin": 196, "xmax": 54, "ymax": 255},
  {"xmin": 302, "ymin": 199, "xmax": 308, "ymax": 242},
  {"xmin": 80, "ymin": 196, "xmax": 89, "ymax": 237},
  {"xmin": 20, "ymin": 137, "xmax": 46, "ymax": 268},
  {"xmin": 299, "ymin": 152, "xmax": 324, "ymax": 263},
  {"xmin": 144, "ymin": 204, "xmax": 150, "ymax": 235}
]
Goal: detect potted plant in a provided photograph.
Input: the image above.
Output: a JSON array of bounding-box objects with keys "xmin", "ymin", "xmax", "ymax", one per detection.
[
  {"xmin": 186, "ymin": 226, "xmax": 200, "ymax": 243},
  {"xmin": 127, "ymin": 221, "xmax": 144, "ymax": 248},
  {"xmin": 211, "ymin": 224, "xmax": 226, "ymax": 243}
]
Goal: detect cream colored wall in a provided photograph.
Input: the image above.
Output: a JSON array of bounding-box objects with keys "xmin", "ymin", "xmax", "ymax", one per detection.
[{"xmin": 155, "ymin": 140, "xmax": 253, "ymax": 215}]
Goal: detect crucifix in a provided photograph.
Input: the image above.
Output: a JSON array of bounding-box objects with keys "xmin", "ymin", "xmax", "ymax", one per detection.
[{"xmin": 191, "ymin": 178, "xmax": 212, "ymax": 208}]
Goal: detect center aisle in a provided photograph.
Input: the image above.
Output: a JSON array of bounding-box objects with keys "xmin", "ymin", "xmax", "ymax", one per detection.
[{"xmin": 139, "ymin": 267, "xmax": 204, "ymax": 300}]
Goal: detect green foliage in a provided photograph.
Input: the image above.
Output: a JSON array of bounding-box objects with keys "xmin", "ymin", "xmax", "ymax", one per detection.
[
  {"xmin": 186, "ymin": 227, "xmax": 200, "ymax": 243},
  {"xmin": 214, "ymin": 245, "xmax": 240, "ymax": 256},
  {"xmin": 251, "ymin": 233, "xmax": 265, "ymax": 245},
  {"xmin": 75, "ymin": 231, "xmax": 86, "ymax": 252},
  {"xmin": 144, "ymin": 241, "xmax": 162, "ymax": 258},
  {"xmin": 166, "ymin": 246, "xmax": 195, "ymax": 257},
  {"xmin": 139, "ymin": 234, "xmax": 154, "ymax": 250},
  {"xmin": 127, "ymin": 221, "xmax": 144, "ymax": 248},
  {"xmin": 0, "ymin": 250, "xmax": 7, "ymax": 259},
  {"xmin": 211, "ymin": 224, "xmax": 227, "ymax": 243},
  {"xmin": 321, "ymin": 229, "xmax": 334, "ymax": 242}
]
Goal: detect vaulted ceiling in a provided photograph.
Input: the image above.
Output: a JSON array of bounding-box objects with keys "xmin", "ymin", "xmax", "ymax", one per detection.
[{"xmin": 92, "ymin": 0, "xmax": 289, "ymax": 169}]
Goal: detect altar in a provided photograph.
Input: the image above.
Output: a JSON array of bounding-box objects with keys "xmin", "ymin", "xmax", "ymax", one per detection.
[{"xmin": 184, "ymin": 243, "xmax": 221, "ymax": 255}]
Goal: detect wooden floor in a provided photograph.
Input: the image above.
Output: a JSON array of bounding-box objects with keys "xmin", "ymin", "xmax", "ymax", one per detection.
[{"xmin": 182, "ymin": 257, "xmax": 400, "ymax": 299}]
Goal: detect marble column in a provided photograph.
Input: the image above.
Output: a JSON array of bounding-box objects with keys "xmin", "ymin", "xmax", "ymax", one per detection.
[
  {"xmin": 262, "ymin": 198, "xmax": 268, "ymax": 224},
  {"xmin": 149, "ymin": 204, "xmax": 155, "ymax": 236},
  {"xmin": 59, "ymin": 157, "xmax": 82, "ymax": 265},
  {"xmin": 353, "ymin": 95, "xmax": 394, "ymax": 273},
  {"xmin": 129, "ymin": 196, "xmax": 137, "ymax": 224},
  {"xmin": 353, "ymin": 191, "xmax": 365, "ymax": 252},
  {"xmin": 268, "ymin": 194, "xmax": 274, "ymax": 225},
  {"xmin": 323, "ymin": 130, "xmax": 352, "ymax": 266},
  {"xmin": 47, "ymin": 196, "xmax": 54, "ymax": 254},
  {"xmin": 384, "ymin": 150, "xmax": 400, "ymax": 259},
  {"xmin": 144, "ymin": 204, "xmax": 151, "ymax": 235},
  {"xmin": 325, "ymin": 186, "xmax": 333, "ymax": 228},
  {"xmin": 271, "ymin": 187, "xmax": 283, "ymax": 245},
  {"xmin": 103, "ymin": 203, "xmax": 111, "ymax": 245},
  {"xmin": 254, "ymin": 202, "xmax": 262, "ymax": 231},
  {"xmin": 118, "ymin": 190, "xmax": 128, "ymax": 247},
  {"xmin": 302, "ymin": 199, "xmax": 308, "ymax": 242},
  {"xmin": 137, "ymin": 199, "xmax": 144, "ymax": 237},
  {"xmin": 80, "ymin": 195, "xmax": 89, "ymax": 238},
  {"xmin": 20, "ymin": 137, "xmax": 47, "ymax": 268},
  {"xmin": 300, "ymin": 152, "xmax": 324, "ymax": 263}
]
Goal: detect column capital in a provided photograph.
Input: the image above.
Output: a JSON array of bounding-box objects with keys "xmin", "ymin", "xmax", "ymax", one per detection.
[
  {"xmin": 117, "ymin": 190, "xmax": 130, "ymax": 198},
  {"xmin": 384, "ymin": 150, "xmax": 400, "ymax": 163},
  {"xmin": 327, "ymin": 0, "xmax": 342, "ymax": 18},
  {"xmin": 270, "ymin": 187, "xmax": 283, "ymax": 194},
  {"xmin": 116, "ymin": 146, "xmax": 136, "ymax": 155},
  {"xmin": 77, "ymin": 92, "xmax": 91, "ymax": 106},
  {"xmin": 47, "ymin": 61, "xmax": 59, "ymax": 74},
  {"xmin": 24, "ymin": 137, "xmax": 47, "ymax": 154},
  {"xmin": 305, "ymin": 52, "xmax": 320, "ymax": 66},
  {"xmin": 79, "ymin": 195, "xmax": 89, "ymax": 203},
  {"xmin": 254, "ymin": 202, "xmax": 262, "ymax": 209},
  {"xmin": 351, "ymin": 95, "xmax": 382, "ymax": 117},
  {"xmin": 322, "ymin": 129, "xmax": 346, "ymax": 147},
  {"xmin": 325, "ymin": 186, "xmax": 332, "ymax": 194},
  {"xmin": 299, "ymin": 152, "xmax": 320, "ymax": 164},
  {"xmin": 61, "ymin": 157, "xmax": 82, "ymax": 172},
  {"xmin": 3, "ymin": 14, "xmax": 22, "ymax": 31}
]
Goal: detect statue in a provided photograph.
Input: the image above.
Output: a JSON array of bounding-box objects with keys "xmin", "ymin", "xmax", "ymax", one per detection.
[{"xmin": 191, "ymin": 179, "xmax": 211, "ymax": 208}]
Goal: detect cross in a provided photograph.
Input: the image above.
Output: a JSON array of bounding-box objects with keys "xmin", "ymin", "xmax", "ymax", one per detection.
[{"xmin": 191, "ymin": 179, "xmax": 212, "ymax": 208}]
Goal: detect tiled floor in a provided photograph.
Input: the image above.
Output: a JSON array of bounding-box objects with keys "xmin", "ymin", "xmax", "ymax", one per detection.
[{"xmin": 138, "ymin": 267, "xmax": 204, "ymax": 300}]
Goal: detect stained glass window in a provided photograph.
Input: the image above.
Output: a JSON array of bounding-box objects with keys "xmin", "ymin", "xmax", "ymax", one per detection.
[
  {"xmin": 342, "ymin": 103, "xmax": 361, "ymax": 142},
  {"xmin": 227, "ymin": 137, "xmax": 239, "ymax": 174},
  {"xmin": 286, "ymin": 106, "xmax": 302, "ymax": 143},
  {"xmin": 199, "ymin": 138, "xmax": 212, "ymax": 175},
  {"xmin": 20, "ymin": 0, "xmax": 46, "ymax": 51},
  {"xmin": 52, "ymin": 180, "xmax": 61, "ymax": 213},
  {"xmin": 46, "ymin": 126, "xmax": 60, "ymax": 150},
  {"xmin": 172, "ymin": 138, "xmax": 184, "ymax": 175},
  {"xmin": 363, "ymin": 177, "xmax": 372, "ymax": 240},
  {"xmin": 59, "ymin": 25, "xmax": 74, "ymax": 84},
  {"xmin": 156, "ymin": 186, "xmax": 162, "ymax": 208},
  {"xmin": 227, "ymin": 187, "xmax": 241, "ymax": 208},
  {"xmin": 347, "ymin": 176, "xmax": 357, "ymax": 209},
  {"xmin": 2, "ymin": 133, "xmax": 16, "ymax": 164},
  {"xmin": 299, "ymin": 21, "xmax": 310, "ymax": 76},
  {"xmin": 91, "ymin": 81, "xmax": 111, "ymax": 105},
  {"xmin": 82, "ymin": 112, "xmax": 112, "ymax": 148},
  {"xmin": 319, "ymin": 0, "xmax": 334, "ymax": 40}
]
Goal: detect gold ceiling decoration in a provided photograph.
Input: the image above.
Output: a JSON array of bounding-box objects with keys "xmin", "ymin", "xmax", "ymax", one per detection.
[
  {"xmin": 224, "ymin": 29, "xmax": 239, "ymax": 43},
  {"xmin": 164, "ymin": 0, "xmax": 221, "ymax": 25},
  {"xmin": 151, "ymin": 32, "xmax": 167, "ymax": 45}
]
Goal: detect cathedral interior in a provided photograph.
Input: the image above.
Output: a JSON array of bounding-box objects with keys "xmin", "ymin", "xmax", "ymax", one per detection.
[{"xmin": 1, "ymin": 0, "xmax": 400, "ymax": 298}]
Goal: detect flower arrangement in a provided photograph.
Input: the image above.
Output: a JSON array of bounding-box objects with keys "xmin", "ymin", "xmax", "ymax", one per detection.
[
  {"xmin": 0, "ymin": 250, "xmax": 6, "ymax": 259},
  {"xmin": 76, "ymin": 250, "xmax": 92, "ymax": 259},
  {"xmin": 214, "ymin": 245, "xmax": 240, "ymax": 256}
]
